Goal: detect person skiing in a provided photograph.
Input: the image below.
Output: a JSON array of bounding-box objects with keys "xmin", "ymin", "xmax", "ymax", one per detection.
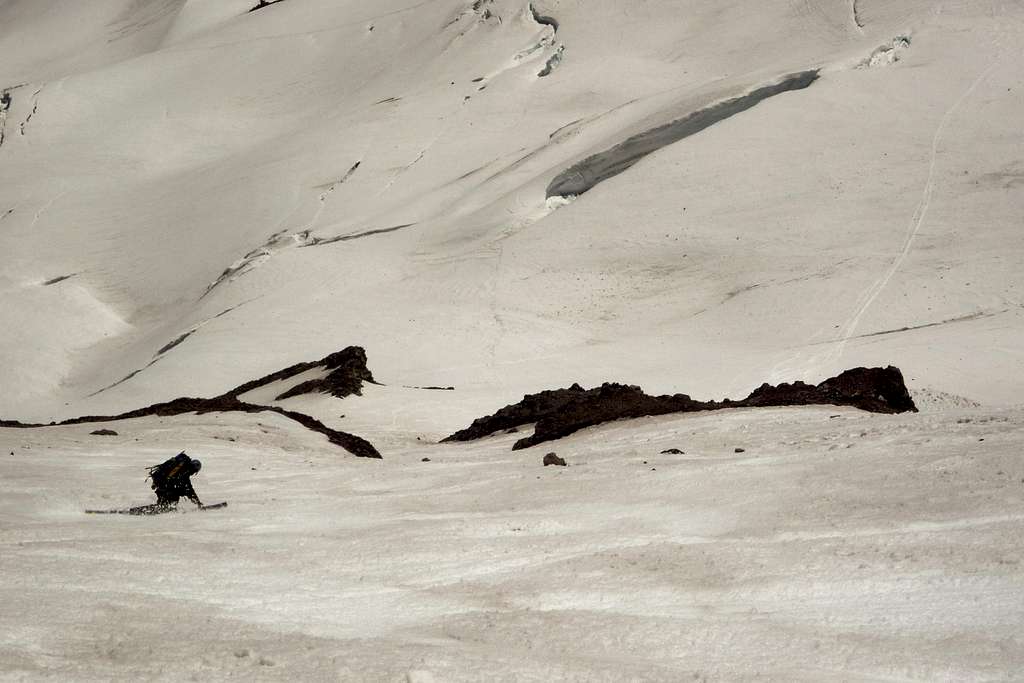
[
  {"xmin": 84, "ymin": 452, "xmax": 225, "ymax": 515},
  {"xmin": 134, "ymin": 452, "xmax": 204, "ymax": 514}
]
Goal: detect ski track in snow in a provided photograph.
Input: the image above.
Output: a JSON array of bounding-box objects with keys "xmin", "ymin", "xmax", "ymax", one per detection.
[
  {"xmin": 828, "ymin": 57, "xmax": 1002, "ymax": 363},
  {"xmin": 27, "ymin": 191, "xmax": 67, "ymax": 229}
]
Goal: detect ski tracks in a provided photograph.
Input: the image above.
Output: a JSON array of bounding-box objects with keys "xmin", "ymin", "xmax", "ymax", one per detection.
[{"xmin": 826, "ymin": 56, "xmax": 1002, "ymax": 364}]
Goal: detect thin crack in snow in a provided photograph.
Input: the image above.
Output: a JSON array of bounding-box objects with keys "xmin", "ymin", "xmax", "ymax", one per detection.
[
  {"xmin": 91, "ymin": 301, "xmax": 256, "ymax": 396},
  {"xmin": 200, "ymin": 162, "xmax": 362, "ymax": 300},
  {"xmin": 378, "ymin": 137, "xmax": 438, "ymax": 196},
  {"xmin": 851, "ymin": 0, "xmax": 864, "ymax": 32},
  {"xmin": 20, "ymin": 88, "xmax": 41, "ymax": 135},
  {"xmin": 0, "ymin": 90, "xmax": 11, "ymax": 148}
]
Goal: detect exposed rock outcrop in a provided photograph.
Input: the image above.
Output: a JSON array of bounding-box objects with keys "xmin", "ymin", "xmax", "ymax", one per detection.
[
  {"xmin": 1, "ymin": 347, "xmax": 382, "ymax": 459},
  {"xmin": 220, "ymin": 346, "xmax": 375, "ymax": 402},
  {"xmin": 443, "ymin": 366, "xmax": 917, "ymax": 450},
  {"xmin": 272, "ymin": 347, "xmax": 376, "ymax": 401}
]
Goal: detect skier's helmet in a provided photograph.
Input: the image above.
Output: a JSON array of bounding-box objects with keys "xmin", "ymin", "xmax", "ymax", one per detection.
[{"xmin": 190, "ymin": 458, "xmax": 202, "ymax": 474}]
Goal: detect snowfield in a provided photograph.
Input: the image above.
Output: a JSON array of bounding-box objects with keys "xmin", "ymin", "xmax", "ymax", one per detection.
[
  {"xmin": 3, "ymin": 402, "xmax": 1023, "ymax": 680},
  {"xmin": 2, "ymin": 0, "xmax": 1023, "ymax": 679}
]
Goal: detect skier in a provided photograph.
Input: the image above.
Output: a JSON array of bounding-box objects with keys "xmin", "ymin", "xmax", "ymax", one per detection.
[
  {"xmin": 134, "ymin": 452, "xmax": 204, "ymax": 515},
  {"xmin": 85, "ymin": 452, "xmax": 225, "ymax": 515}
]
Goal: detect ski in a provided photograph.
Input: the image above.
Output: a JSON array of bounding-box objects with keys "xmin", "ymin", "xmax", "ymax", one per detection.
[{"xmin": 85, "ymin": 501, "xmax": 227, "ymax": 515}]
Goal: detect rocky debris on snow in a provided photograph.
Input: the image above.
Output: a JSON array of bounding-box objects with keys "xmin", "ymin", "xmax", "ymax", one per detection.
[
  {"xmin": 734, "ymin": 447, "xmax": 745, "ymax": 453},
  {"xmin": 543, "ymin": 452, "xmax": 566, "ymax": 466},
  {"xmin": 546, "ymin": 70, "xmax": 819, "ymax": 199},
  {"xmin": 90, "ymin": 429, "xmax": 118, "ymax": 436},
  {"xmin": 660, "ymin": 448, "xmax": 684, "ymax": 454},
  {"xmin": 444, "ymin": 366, "xmax": 917, "ymax": 450},
  {"xmin": 912, "ymin": 388, "xmax": 983, "ymax": 411},
  {"xmin": 0, "ymin": 347, "xmax": 382, "ymax": 459}
]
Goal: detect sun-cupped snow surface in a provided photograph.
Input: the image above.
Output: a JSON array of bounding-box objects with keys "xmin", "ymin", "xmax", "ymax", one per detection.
[{"xmin": 3, "ymin": 404, "xmax": 1024, "ymax": 679}]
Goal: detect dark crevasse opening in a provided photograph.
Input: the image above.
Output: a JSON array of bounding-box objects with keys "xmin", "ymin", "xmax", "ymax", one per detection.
[{"xmin": 546, "ymin": 70, "xmax": 819, "ymax": 198}]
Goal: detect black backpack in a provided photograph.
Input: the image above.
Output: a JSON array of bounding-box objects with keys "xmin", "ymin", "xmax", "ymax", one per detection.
[{"xmin": 146, "ymin": 452, "xmax": 191, "ymax": 490}]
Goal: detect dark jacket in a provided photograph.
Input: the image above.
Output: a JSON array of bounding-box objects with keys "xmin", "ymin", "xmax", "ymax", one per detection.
[{"xmin": 150, "ymin": 454, "xmax": 201, "ymax": 506}]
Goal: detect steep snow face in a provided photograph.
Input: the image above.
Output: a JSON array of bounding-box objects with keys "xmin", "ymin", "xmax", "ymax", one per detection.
[{"xmin": 0, "ymin": 0, "xmax": 1022, "ymax": 424}]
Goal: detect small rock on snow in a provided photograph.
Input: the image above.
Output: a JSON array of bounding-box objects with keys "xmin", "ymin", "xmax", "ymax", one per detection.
[{"xmin": 543, "ymin": 453, "xmax": 566, "ymax": 467}]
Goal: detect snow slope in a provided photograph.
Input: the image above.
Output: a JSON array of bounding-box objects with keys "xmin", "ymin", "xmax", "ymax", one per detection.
[
  {"xmin": 2, "ymin": 0, "xmax": 1024, "ymax": 678},
  {"xmin": 3, "ymin": 405, "xmax": 1023, "ymax": 680},
  {"xmin": 1, "ymin": 0, "xmax": 1021, "ymax": 422}
]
